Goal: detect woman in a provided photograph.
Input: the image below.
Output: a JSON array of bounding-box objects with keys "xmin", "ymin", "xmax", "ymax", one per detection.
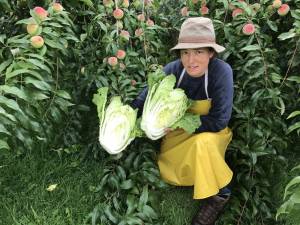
[{"xmin": 132, "ymin": 17, "xmax": 233, "ymax": 225}]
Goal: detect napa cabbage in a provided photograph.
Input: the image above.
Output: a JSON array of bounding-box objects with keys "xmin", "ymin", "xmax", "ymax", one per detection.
[
  {"xmin": 92, "ymin": 87, "xmax": 139, "ymax": 154},
  {"xmin": 141, "ymin": 69, "xmax": 201, "ymax": 140}
]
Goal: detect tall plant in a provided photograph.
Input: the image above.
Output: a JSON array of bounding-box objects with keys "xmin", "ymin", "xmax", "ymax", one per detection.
[{"xmin": 0, "ymin": 3, "xmax": 78, "ymax": 153}]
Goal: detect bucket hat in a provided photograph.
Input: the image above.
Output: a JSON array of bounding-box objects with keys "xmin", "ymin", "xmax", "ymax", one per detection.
[{"xmin": 171, "ymin": 17, "xmax": 225, "ymax": 53}]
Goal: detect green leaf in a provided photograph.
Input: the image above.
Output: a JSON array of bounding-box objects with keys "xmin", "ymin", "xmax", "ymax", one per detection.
[
  {"xmin": 278, "ymin": 97, "xmax": 285, "ymax": 115},
  {"xmin": 138, "ymin": 185, "xmax": 148, "ymax": 210},
  {"xmin": 287, "ymin": 76, "xmax": 300, "ymax": 83},
  {"xmin": 97, "ymin": 21, "xmax": 107, "ymax": 33},
  {"xmin": 16, "ymin": 18, "xmax": 35, "ymax": 25},
  {"xmin": 0, "ymin": 0, "xmax": 12, "ymax": 11},
  {"xmin": 0, "ymin": 96, "xmax": 23, "ymax": 114},
  {"xmin": 290, "ymin": 191, "xmax": 300, "ymax": 204},
  {"xmin": 120, "ymin": 179, "xmax": 134, "ymax": 190},
  {"xmin": 241, "ymin": 44, "xmax": 260, "ymax": 51},
  {"xmin": 267, "ymin": 20, "xmax": 278, "ymax": 32},
  {"xmin": 292, "ymin": 164, "xmax": 300, "ymax": 172},
  {"xmin": 26, "ymin": 59, "xmax": 51, "ymax": 74},
  {"xmin": 108, "ymin": 175, "xmax": 120, "ymax": 190},
  {"xmin": 5, "ymin": 69, "xmax": 26, "ymax": 80},
  {"xmin": 26, "ymin": 91, "xmax": 49, "ymax": 100},
  {"xmin": 92, "ymin": 87, "xmax": 108, "ymax": 126},
  {"xmin": 171, "ymin": 112, "xmax": 201, "ymax": 134},
  {"xmin": 276, "ymin": 200, "xmax": 289, "ymax": 220},
  {"xmin": 0, "ymin": 59, "xmax": 12, "ymax": 74},
  {"xmin": 80, "ymin": 33, "xmax": 87, "ymax": 42},
  {"xmin": 284, "ymin": 176, "xmax": 300, "ymax": 199},
  {"xmin": 56, "ymin": 90, "xmax": 71, "ymax": 100},
  {"xmin": 0, "ymin": 124, "xmax": 10, "ymax": 135},
  {"xmin": 7, "ymin": 37, "xmax": 29, "ymax": 45},
  {"xmin": 0, "ymin": 34, "xmax": 6, "ymax": 44},
  {"xmin": 0, "ymin": 106, "xmax": 17, "ymax": 122},
  {"xmin": 278, "ymin": 31, "xmax": 296, "ymax": 41},
  {"xmin": 141, "ymin": 205, "xmax": 158, "ymax": 219},
  {"xmin": 6, "ymin": 69, "xmax": 43, "ymax": 81},
  {"xmin": 0, "ymin": 140, "xmax": 10, "ymax": 150},
  {"xmin": 124, "ymin": 152, "xmax": 137, "ymax": 169},
  {"xmin": 126, "ymin": 194, "xmax": 137, "ymax": 215},
  {"xmin": 287, "ymin": 111, "xmax": 300, "ymax": 119},
  {"xmin": 44, "ymin": 39, "xmax": 64, "ymax": 50},
  {"xmin": 25, "ymin": 53, "xmax": 51, "ymax": 64},
  {"xmin": 0, "ymin": 85, "xmax": 29, "ymax": 101},
  {"xmin": 287, "ymin": 122, "xmax": 300, "ymax": 134},
  {"xmin": 116, "ymin": 165, "xmax": 126, "ymax": 180},
  {"xmin": 104, "ymin": 205, "xmax": 118, "ymax": 224},
  {"xmin": 80, "ymin": 0, "xmax": 94, "ymax": 8},
  {"xmin": 47, "ymin": 22, "xmax": 63, "ymax": 28},
  {"xmin": 24, "ymin": 77, "xmax": 52, "ymax": 91}
]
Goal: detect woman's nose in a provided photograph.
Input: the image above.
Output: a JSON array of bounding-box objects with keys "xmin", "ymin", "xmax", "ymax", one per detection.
[{"xmin": 188, "ymin": 53, "xmax": 196, "ymax": 63}]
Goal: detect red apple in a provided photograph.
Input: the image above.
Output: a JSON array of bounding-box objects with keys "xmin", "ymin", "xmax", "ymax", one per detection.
[
  {"xmin": 137, "ymin": 14, "xmax": 145, "ymax": 22},
  {"xmin": 122, "ymin": 0, "xmax": 129, "ymax": 8},
  {"xmin": 30, "ymin": 35, "xmax": 44, "ymax": 48},
  {"xmin": 120, "ymin": 30, "xmax": 130, "ymax": 41},
  {"xmin": 26, "ymin": 18, "xmax": 39, "ymax": 35},
  {"xmin": 200, "ymin": 6, "xmax": 209, "ymax": 15},
  {"xmin": 272, "ymin": 0, "xmax": 282, "ymax": 9},
  {"xmin": 146, "ymin": 19, "xmax": 154, "ymax": 26},
  {"xmin": 116, "ymin": 50, "xmax": 126, "ymax": 59},
  {"xmin": 277, "ymin": 4, "xmax": 290, "ymax": 16},
  {"xmin": 53, "ymin": 3, "xmax": 63, "ymax": 12},
  {"xmin": 108, "ymin": 57, "xmax": 118, "ymax": 67},
  {"xmin": 135, "ymin": 28, "xmax": 143, "ymax": 37},
  {"xmin": 103, "ymin": 0, "xmax": 114, "ymax": 8},
  {"xmin": 242, "ymin": 23, "xmax": 255, "ymax": 35},
  {"xmin": 232, "ymin": 8, "xmax": 244, "ymax": 17},
  {"xmin": 33, "ymin": 6, "xmax": 48, "ymax": 21},
  {"xmin": 113, "ymin": 8, "xmax": 124, "ymax": 19},
  {"xmin": 181, "ymin": 7, "xmax": 189, "ymax": 17}
]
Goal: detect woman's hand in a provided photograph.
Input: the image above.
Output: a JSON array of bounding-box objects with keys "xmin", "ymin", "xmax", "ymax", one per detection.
[{"xmin": 164, "ymin": 128, "xmax": 173, "ymax": 134}]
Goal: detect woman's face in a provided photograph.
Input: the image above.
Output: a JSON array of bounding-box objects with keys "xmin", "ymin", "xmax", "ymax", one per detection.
[{"xmin": 180, "ymin": 48, "xmax": 214, "ymax": 77}]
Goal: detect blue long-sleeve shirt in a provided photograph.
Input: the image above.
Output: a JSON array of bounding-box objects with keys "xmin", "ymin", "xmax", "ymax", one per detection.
[{"xmin": 131, "ymin": 58, "xmax": 233, "ymax": 133}]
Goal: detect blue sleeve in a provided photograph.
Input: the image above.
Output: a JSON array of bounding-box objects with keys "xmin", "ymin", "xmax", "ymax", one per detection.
[
  {"xmin": 130, "ymin": 87, "xmax": 148, "ymax": 113},
  {"xmin": 195, "ymin": 64, "xmax": 233, "ymax": 133}
]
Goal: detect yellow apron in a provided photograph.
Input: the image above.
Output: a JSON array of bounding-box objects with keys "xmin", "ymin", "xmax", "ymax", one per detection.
[{"xmin": 158, "ymin": 100, "xmax": 233, "ymax": 199}]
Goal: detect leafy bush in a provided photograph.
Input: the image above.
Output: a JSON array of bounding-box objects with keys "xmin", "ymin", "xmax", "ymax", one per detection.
[
  {"xmin": 276, "ymin": 165, "xmax": 300, "ymax": 220},
  {"xmin": 1, "ymin": 0, "xmax": 300, "ymax": 224},
  {"xmin": 0, "ymin": 3, "xmax": 79, "ymax": 153}
]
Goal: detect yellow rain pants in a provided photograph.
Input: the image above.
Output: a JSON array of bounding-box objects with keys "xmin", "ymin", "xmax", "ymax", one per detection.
[{"xmin": 158, "ymin": 100, "xmax": 233, "ymax": 199}]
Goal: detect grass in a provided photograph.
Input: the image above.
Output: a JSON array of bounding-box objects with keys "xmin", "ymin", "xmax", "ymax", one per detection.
[
  {"xmin": 0, "ymin": 149, "xmax": 102, "ymax": 225},
  {"xmin": 1, "ymin": 148, "xmax": 299, "ymax": 225},
  {"xmin": 159, "ymin": 186, "xmax": 198, "ymax": 225}
]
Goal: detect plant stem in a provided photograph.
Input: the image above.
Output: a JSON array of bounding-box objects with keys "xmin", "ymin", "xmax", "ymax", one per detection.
[
  {"xmin": 42, "ymin": 56, "xmax": 59, "ymax": 119},
  {"xmin": 279, "ymin": 39, "xmax": 300, "ymax": 88},
  {"xmin": 254, "ymin": 32, "xmax": 268, "ymax": 87}
]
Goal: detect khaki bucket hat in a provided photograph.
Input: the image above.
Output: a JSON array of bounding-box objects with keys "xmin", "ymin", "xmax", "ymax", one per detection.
[{"xmin": 171, "ymin": 17, "xmax": 225, "ymax": 53}]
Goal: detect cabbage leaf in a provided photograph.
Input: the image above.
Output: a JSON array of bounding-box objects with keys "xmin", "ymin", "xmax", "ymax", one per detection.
[
  {"xmin": 92, "ymin": 87, "xmax": 139, "ymax": 154},
  {"xmin": 141, "ymin": 69, "xmax": 201, "ymax": 140}
]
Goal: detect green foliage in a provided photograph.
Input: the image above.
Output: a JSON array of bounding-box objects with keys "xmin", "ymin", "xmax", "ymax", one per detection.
[
  {"xmin": 276, "ymin": 165, "xmax": 300, "ymax": 220},
  {"xmin": 0, "ymin": 3, "xmax": 79, "ymax": 153},
  {"xmin": 88, "ymin": 140, "xmax": 168, "ymax": 225},
  {"xmin": 1, "ymin": 0, "xmax": 300, "ymax": 225}
]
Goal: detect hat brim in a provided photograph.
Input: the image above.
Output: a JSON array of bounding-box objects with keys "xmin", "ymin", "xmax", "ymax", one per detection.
[{"xmin": 170, "ymin": 43, "xmax": 225, "ymax": 53}]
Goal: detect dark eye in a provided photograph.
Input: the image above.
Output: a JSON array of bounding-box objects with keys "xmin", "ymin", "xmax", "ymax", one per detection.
[{"xmin": 181, "ymin": 50, "xmax": 188, "ymax": 55}]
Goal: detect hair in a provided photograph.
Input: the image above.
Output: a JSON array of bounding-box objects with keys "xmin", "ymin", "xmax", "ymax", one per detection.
[
  {"xmin": 175, "ymin": 47, "xmax": 217, "ymax": 58},
  {"xmin": 208, "ymin": 47, "xmax": 217, "ymax": 58}
]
